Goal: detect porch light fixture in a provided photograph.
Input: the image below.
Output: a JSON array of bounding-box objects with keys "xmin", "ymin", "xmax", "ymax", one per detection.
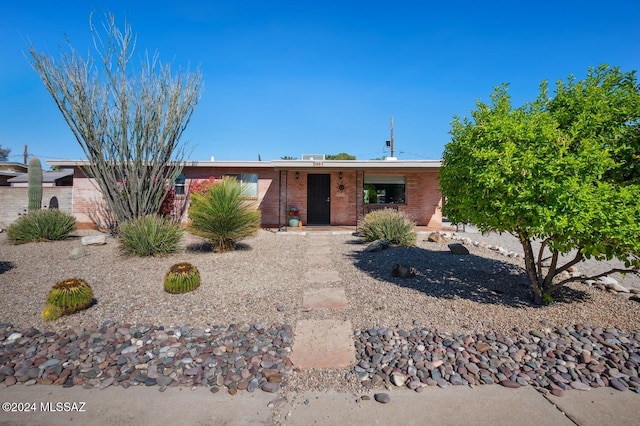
[
  {"xmin": 338, "ymin": 172, "xmax": 343, "ymax": 180},
  {"xmin": 295, "ymin": 172, "xmax": 299, "ymax": 180}
]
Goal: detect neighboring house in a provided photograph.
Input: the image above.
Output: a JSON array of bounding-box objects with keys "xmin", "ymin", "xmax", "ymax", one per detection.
[
  {"xmin": 7, "ymin": 169, "xmax": 74, "ymax": 187},
  {"xmin": 0, "ymin": 162, "xmax": 28, "ymax": 186},
  {"xmin": 0, "ymin": 169, "xmax": 74, "ymax": 225},
  {"xmin": 46, "ymin": 159, "xmax": 443, "ymax": 230}
]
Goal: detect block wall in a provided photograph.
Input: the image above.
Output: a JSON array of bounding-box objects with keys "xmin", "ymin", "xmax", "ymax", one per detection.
[{"xmin": 0, "ymin": 187, "xmax": 73, "ymax": 225}]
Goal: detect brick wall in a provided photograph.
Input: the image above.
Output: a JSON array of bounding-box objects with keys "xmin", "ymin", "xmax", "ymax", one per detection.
[
  {"xmin": 55, "ymin": 166, "xmax": 442, "ymax": 229},
  {"xmin": 0, "ymin": 187, "xmax": 73, "ymax": 225}
]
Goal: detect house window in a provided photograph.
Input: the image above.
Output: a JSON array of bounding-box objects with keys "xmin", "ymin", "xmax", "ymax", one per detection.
[
  {"xmin": 364, "ymin": 175, "xmax": 405, "ymax": 204},
  {"xmin": 225, "ymin": 173, "xmax": 258, "ymax": 197},
  {"xmin": 174, "ymin": 173, "xmax": 186, "ymax": 195}
]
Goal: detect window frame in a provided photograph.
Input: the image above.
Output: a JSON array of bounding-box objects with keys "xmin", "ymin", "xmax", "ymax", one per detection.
[
  {"xmin": 174, "ymin": 173, "xmax": 186, "ymax": 195},
  {"xmin": 224, "ymin": 173, "xmax": 259, "ymax": 199},
  {"xmin": 363, "ymin": 174, "xmax": 406, "ymax": 205}
]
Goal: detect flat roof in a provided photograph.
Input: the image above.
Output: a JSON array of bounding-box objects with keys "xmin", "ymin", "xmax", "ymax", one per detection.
[
  {"xmin": 8, "ymin": 169, "xmax": 74, "ymax": 183},
  {"xmin": 48, "ymin": 159, "xmax": 442, "ymax": 170}
]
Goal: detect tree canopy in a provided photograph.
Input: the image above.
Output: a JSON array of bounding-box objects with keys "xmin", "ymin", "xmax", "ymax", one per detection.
[
  {"xmin": 326, "ymin": 152, "xmax": 356, "ymax": 160},
  {"xmin": 0, "ymin": 145, "xmax": 10, "ymax": 162},
  {"xmin": 28, "ymin": 13, "xmax": 202, "ymax": 228},
  {"xmin": 440, "ymin": 65, "xmax": 640, "ymax": 304}
]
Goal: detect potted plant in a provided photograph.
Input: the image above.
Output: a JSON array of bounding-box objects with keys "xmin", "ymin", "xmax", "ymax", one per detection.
[{"xmin": 288, "ymin": 207, "xmax": 300, "ymax": 227}]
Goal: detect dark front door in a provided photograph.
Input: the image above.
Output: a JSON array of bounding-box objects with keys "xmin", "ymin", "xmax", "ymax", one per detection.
[{"xmin": 307, "ymin": 174, "xmax": 331, "ymax": 225}]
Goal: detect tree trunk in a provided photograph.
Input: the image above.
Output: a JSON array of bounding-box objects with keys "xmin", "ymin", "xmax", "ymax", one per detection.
[{"xmin": 518, "ymin": 233, "xmax": 544, "ymax": 305}]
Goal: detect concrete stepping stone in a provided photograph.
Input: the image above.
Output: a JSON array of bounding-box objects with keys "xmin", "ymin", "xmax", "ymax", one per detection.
[
  {"xmin": 303, "ymin": 288, "xmax": 348, "ymax": 309},
  {"xmin": 289, "ymin": 320, "xmax": 356, "ymax": 369},
  {"xmin": 305, "ymin": 270, "xmax": 342, "ymax": 283}
]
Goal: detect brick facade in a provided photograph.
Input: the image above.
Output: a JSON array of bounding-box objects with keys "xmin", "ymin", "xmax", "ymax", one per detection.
[{"xmin": 45, "ymin": 161, "xmax": 443, "ymax": 230}]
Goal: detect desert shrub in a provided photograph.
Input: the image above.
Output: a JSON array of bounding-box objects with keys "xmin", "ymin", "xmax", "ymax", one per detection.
[
  {"xmin": 6, "ymin": 209, "xmax": 76, "ymax": 244},
  {"xmin": 188, "ymin": 176, "xmax": 261, "ymax": 252},
  {"xmin": 46, "ymin": 278, "xmax": 93, "ymax": 315},
  {"xmin": 360, "ymin": 209, "xmax": 417, "ymax": 246},
  {"xmin": 119, "ymin": 215, "xmax": 183, "ymax": 256},
  {"xmin": 164, "ymin": 262, "xmax": 201, "ymax": 294}
]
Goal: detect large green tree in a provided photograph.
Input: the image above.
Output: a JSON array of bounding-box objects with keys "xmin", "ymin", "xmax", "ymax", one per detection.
[
  {"xmin": 440, "ymin": 65, "xmax": 640, "ymax": 305},
  {"xmin": 28, "ymin": 13, "xmax": 201, "ymax": 228}
]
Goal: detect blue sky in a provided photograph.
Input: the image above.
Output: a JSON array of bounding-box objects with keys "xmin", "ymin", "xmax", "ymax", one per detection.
[{"xmin": 1, "ymin": 1, "xmax": 638, "ymax": 166}]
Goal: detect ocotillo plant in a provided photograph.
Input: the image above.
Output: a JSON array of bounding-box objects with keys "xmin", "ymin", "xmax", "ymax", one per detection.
[{"xmin": 27, "ymin": 156, "xmax": 43, "ymax": 211}]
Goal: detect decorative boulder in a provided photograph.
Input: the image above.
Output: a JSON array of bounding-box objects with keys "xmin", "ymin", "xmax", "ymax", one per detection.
[
  {"xmin": 427, "ymin": 232, "xmax": 446, "ymax": 243},
  {"xmin": 366, "ymin": 240, "xmax": 389, "ymax": 252},
  {"xmin": 392, "ymin": 264, "xmax": 417, "ymax": 278},
  {"xmin": 598, "ymin": 276, "xmax": 619, "ymax": 286},
  {"xmin": 81, "ymin": 235, "xmax": 107, "ymax": 246},
  {"xmin": 448, "ymin": 243, "xmax": 469, "ymax": 255},
  {"xmin": 605, "ymin": 282, "xmax": 630, "ymax": 293}
]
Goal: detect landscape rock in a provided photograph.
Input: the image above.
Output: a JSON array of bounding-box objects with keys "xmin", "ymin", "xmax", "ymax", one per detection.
[
  {"xmin": 426, "ymin": 232, "xmax": 446, "ymax": 243},
  {"xmin": 351, "ymin": 324, "xmax": 640, "ymax": 396},
  {"xmin": 447, "ymin": 243, "xmax": 469, "ymax": 255},
  {"xmin": 391, "ymin": 264, "xmax": 416, "ymax": 279},
  {"xmin": 605, "ymin": 282, "xmax": 630, "ymax": 293},
  {"xmin": 81, "ymin": 235, "xmax": 107, "ymax": 246},
  {"xmin": 366, "ymin": 240, "xmax": 389, "ymax": 252},
  {"xmin": 69, "ymin": 246, "xmax": 87, "ymax": 260},
  {"xmin": 391, "ymin": 372, "xmax": 406, "ymax": 386},
  {"xmin": 374, "ymin": 393, "xmax": 390, "ymax": 403}
]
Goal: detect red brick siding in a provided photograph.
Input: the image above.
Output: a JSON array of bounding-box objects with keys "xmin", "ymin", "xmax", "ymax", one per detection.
[{"xmin": 65, "ymin": 166, "xmax": 442, "ymax": 229}]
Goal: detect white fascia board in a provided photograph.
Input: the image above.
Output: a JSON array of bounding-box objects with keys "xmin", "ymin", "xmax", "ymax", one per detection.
[{"xmin": 270, "ymin": 160, "xmax": 442, "ymax": 170}]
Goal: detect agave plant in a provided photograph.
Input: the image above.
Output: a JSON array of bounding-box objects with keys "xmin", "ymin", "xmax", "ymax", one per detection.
[
  {"xmin": 164, "ymin": 262, "xmax": 201, "ymax": 294},
  {"xmin": 46, "ymin": 278, "xmax": 94, "ymax": 315}
]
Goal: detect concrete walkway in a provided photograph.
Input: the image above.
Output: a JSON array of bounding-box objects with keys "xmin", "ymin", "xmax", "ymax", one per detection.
[
  {"xmin": 2, "ymin": 382, "xmax": 638, "ymax": 425},
  {"xmin": 289, "ymin": 234, "xmax": 356, "ymax": 369}
]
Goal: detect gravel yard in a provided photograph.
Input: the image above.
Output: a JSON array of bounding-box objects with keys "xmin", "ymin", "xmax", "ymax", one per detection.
[
  {"xmin": 1, "ymin": 229, "xmax": 640, "ymax": 395},
  {"xmin": 1, "ymin": 229, "xmax": 639, "ymax": 335}
]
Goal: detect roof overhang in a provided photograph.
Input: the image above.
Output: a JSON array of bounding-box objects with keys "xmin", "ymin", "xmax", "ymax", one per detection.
[
  {"xmin": 47, "ymin": 159, "xmax": 442, "ymax": 171},
  {"xmin": 47, "ymin": 160, "xmax": 277, "ymax": 169},
  {"xmin": 270, "ymin": 160, "xmax": 442, "ymax": 171}
]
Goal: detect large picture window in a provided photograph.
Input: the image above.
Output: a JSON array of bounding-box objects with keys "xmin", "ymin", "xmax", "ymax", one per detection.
[
  {"xmin": 364, "ymin": 175, "xmax": 405, "ymax": 204},
  {"xmin": 225, "ymin": 173, "xmax": 258, "ymax": 197}
]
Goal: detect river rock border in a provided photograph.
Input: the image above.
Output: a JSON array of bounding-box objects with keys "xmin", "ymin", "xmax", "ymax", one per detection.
[
  {"xmin": 3, "ymin": 321, "xmax": 640, "ymax": 397},
  {"xmin": 0, "ymin": 322, "xmax": 293, "ymax": 395},
  {"xmin": 352, "ymin": 324, "xmax": 640, "ymax": 396}
]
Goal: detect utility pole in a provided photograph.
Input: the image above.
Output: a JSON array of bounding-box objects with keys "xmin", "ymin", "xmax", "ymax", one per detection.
[
  {"xmin": 390, "ymin": 116, "xmax": 395, "ymax": 158},
  {"xmin": 385, "ymin": 117, "xmax": 395, "ymax": 158},
  {"xmin": 23, "ymin": 145, "xmax": 28, "ymax": 164}
]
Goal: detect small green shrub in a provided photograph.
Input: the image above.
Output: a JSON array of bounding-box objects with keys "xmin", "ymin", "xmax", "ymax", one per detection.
[
  {"xmin": 360, "ymin": 209, "xmax": 417, "ymax": 246},
  {"xmin": 119, "ymin": 215, "xmax": 183, "ymax": 256},
  {"xmin": 46, "ymin": 278, "xmax": 93, "ymax": 315},
  {"xmin": 188, "ymin": 176, "xmax": 261, "ymax": 252},
  {"xmin": 164, "ymin": 262, "xmax": 201, "ymax": 294},
  {"xmin": 6, "ymin": 209, "xmax": 76, "ymax": 244}
]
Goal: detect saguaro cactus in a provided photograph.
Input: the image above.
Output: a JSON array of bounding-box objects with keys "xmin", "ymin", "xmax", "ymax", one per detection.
[{"xmin": 28, "ymin": 156, "xmax": 43, "ymax": 211}]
